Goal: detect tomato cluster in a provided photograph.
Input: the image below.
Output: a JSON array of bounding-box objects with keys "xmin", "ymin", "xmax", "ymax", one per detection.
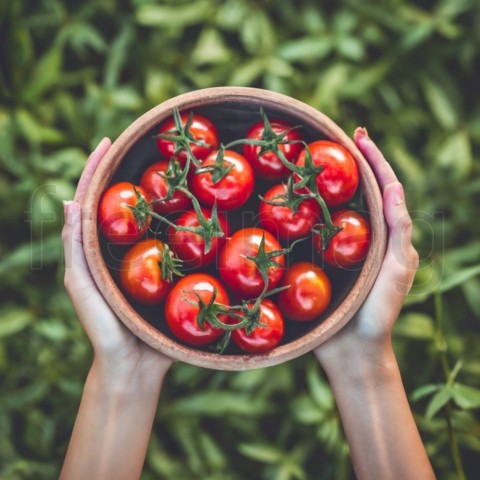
[{"xmin": 97, "ymin": 108, "xmax": 371, "ymax": 354}]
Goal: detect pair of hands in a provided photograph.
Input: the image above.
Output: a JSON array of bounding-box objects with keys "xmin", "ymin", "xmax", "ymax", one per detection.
[{"xmin": 62, "ymin": 130, "xmax": 419, "ymax": 379}]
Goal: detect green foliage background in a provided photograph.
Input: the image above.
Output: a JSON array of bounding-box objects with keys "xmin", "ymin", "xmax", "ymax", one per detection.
[{"xmin": 1, "ymin": 0, "xmax": 480, "ymax": 478}]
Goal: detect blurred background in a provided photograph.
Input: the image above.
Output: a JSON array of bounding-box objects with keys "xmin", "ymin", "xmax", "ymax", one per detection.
[{"xmin": 1, "ymin": 0, "xmax": 479, "ymax": 478}]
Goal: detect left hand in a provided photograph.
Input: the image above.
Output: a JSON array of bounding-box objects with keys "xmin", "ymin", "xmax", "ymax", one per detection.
[{"xmin": 62, "ymin": 138, "xmax": 173, "ymax": 381}]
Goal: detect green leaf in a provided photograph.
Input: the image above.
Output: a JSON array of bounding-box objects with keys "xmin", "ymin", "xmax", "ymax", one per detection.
[
  {"xmin": 39, "ymin": 147, "xmax": 87, "ymax": 179},
  {"xmin": 425, "ymin": 386, "xmax": 452, "ymax": 419},
  {"xmin": 135, "ymin": 1, "xmax": 213, "ymax": 27},
  {"xmin": 0, "ymin": 235, "xmax": 62, "ymax": 276},
  {"xmin": 34, "ymin": 320, "xmax": 70, "ymax": 341},
  {"xmin": 14, "ymin": 108, "xmax": 65, "ymax": 144},
  {"xmin": 238, "ymin": 443, "xmax": 283, "ymax": 463},
  {"xmin": 292, "ymin": 396, "xmax": 323, "ymax": 424},
  {"xmin": 411, "ymin": 383, "xmax": 440, "ymax": 402},
  {"xmin": 394, "ymin": 312, "xmax": 434, "ymax": 340},
  {"xmin": 22, "ymin": 46, "xmax": 62, "ymax": 103},
  {"xmin": 0, "ymin": 307, "xmax": 34, "ymax": 338},
  {"xmin": 167, "ymin": 391, "xmax": 268, "ymax": 417},
  {"xmin": 436, "ymin": 264, "xmax": 480, "ymax": 294},
  {"xmin": 421, "ymin": 77, "xmax": 459, "ymax": 130},
  {"xmin": 435, "ymin": 129, "xmax": 472, "ymax": 179},
  {"xmin": 452, "ymin": 383, "xmax": 480, "ymax": 410},
  {"xmin": 61, "ymin": 22, "xmax": 107, "ymax": 55},
  {"xmin": 240, "ymin": 10, "xmax": 276, "ymax": 55},
  {"xmin": 306, "ymin": 362, "xmax": 333, "ymax": 410},
  {"xmin": 229, "ymin": 58, "xmax": 265, "ymax": 86},
  {"xmin": 461, "ymin": 277, "xmax": 480, "ymax": 317},
  {"xmin": 191, "ymin": 28, "xmax": 231, "ymax": 65},
  {"xmin": 277, "ymin": 37, "xmax": 332, "ymax": 62},
  {"xmin": 104, "ymin": 24, "xmax": 134, "ymax": 90},
  {"xmin": 335, "ymin": 36, "xmax": 365, "ymax": 61}
]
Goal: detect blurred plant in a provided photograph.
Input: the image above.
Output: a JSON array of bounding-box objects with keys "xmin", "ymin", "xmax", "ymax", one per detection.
[{"xmin": 1, "ymin": 0, "xmax": 479, "ymax": 478}]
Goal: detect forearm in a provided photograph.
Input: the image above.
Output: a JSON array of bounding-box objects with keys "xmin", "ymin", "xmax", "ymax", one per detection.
[
  {"xmin": 316, "ymin": 346, "xmax": 435, "ymax": 480},
  {"xmin": 60, "ymin": 358, "xmax": 169, "ymax": 480}
]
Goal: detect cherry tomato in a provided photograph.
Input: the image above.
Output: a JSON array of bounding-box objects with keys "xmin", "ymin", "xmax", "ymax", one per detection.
[
  {"xmin": 218, "ymin": 227, "xmax": 285, "ymax": 299},
  {"xmin": 242, "ymin": 119, "xmax": 304, "ymax": 180},
  {"xmin": 277, "ymin": 262, "xmax": 332, "ymax": 322},
  {"xmin": 164, "ymin": 273, "xmax": 229, "ymax": 346},
  {"xmin": 296, "ymin": 140, "xmax": 359, "ymax": 207},
  {"xmin": 119, "ymin": 239, "xmax": 172, "ymax": 305},
  {"xmin": 167, "ymin": 207, "xmax": 230, "ymax": 269},
  {"xmin": 156, "ymin": 112, "xmax": 219, "ymax": 165},
  {"xmin": 259, "ymin": 183, "xmax": 321, "ymax": 241},
  {"xmin": 314, "ymin": 209, "xmax": 370, "ymax": 269},
  {"xmin": 231, "ymin": 299, "xmax": 284, "ymax": 353},
  {"xmin": 140, "ymin": 160, "xmax": 190, "ymax": 215},
  {"xmin": 98, "ymin": 182, "xmax": 151, "ymax": 244},
  {"xmin": 190, "ymin": 149, "xmax": 255, "ymax": 210}
]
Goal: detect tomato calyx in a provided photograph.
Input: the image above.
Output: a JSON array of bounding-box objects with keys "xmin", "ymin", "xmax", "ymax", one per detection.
[
  {"xmin": 233, "ymin": 108, "xmax": 343, "ymax": 248},
  {"xmin": 153, "ymin": 108, "xmax": 208, "ymax": 167},
  {"xmin": 144, "ymin": 157, "xmax": 225, "ymax": 256},
  {"xmin": 149, "ymin": 189, "xmax": 225, "ymax": 255},
  {"xmin": 224, "ymin": 107, "xmax": 302, "ymax": 154},
  {"xmin": 293, "ymin": 149, "xmax": 343, "ymax": 249},
  {"xmin": 241, "ymin": 233, "xmax": 298, "ymax": 317},
  {"xmin": 159, "ymin": 243, "xmax": 184, "ymax": 282},
  {"xmin": 149, "ymin": 157, "xmax": 190, "ymax": 204},
  {"xmin": 194, "ymin": 146, "xmax": 235, "ymax": 185},
  {"xmin": 259, "ymin": 175, "xmax": 312, "ymax": 215},
  {"xmin": 124, "ymin": 187, "xmax": 152, "ymax": 231},
  {"xmin": 183, "ymin": 235, "xmax": 296, "ymax": 354}
]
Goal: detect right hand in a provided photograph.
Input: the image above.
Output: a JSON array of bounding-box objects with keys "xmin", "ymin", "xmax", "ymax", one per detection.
[{"xmin": 315, "ymin": 128, "xmax": 419, "ymax": 372}]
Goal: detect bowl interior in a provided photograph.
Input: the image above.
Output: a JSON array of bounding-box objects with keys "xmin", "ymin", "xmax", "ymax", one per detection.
[{"xmin": 84, "ymin": 87, "xmax": 386, "ymax": 370}]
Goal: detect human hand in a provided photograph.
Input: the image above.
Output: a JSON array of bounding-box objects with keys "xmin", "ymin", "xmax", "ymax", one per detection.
[
  {"xmin": 315, "ymin": 128, "xmax": 419, "ymax": 371},
  {"xmin": 62, "ymin": 138, "xmax": 172, "ymax": 381}
]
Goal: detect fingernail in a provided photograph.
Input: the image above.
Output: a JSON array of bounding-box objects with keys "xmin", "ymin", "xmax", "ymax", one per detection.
[
  {"xmin": 394, "ymin": 183, "xmax": 404, "ymax": 205},
  {"xmin": 354, "ymin": 127, "xmax": 369, "ymax": 141},
  {"xmin": 356, "ymin": 127, "xmax": 369, "ymax": 138}
]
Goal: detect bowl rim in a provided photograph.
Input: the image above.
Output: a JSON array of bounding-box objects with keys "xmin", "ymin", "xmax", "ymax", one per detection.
[{"xmin": 82, "ymin": 86, "xmax": 387, "ymax": 371}]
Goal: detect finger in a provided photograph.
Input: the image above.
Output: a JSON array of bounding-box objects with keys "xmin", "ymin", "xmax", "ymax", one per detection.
[
  {"xmin": 74, "ymin": 137, "xmax": 112, "ymax": 203},
  {"xmin": 62, "ymin": 200, "xmax": 92, "ymax": 282},
  {"xmin": 62, "ymin": 200, "xmax": 127, "ymax": 343},
  {"xmin": 365, "ymin": 182, "xmax": 418, "ymax": 312},
  {"xmin": 353, "ymin": 128, "xmax": 397, "ymax": 191}
]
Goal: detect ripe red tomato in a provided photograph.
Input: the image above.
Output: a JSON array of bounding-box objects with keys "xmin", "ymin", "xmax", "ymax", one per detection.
[
  {"xmin": 259, "ymin": 183, "xmax": 321, "ymax": 241},
  {"xmin": 98, "ymin": 182, "xmax": 151, "ymax": 244},
  {"xmin": 190, "ymin": 149, "xmax": 255, "ymax": 210},
  {"xmin": 140, "ymin": 160, "xmax": 190, "ymax": 215},
  {"xmin": 167, "ymin": 207, "xmax": 230, "ymax": 269},
  {"xmin": 119, "ymin": 239, "xmax": 172, "ymax": 305},
  {"xmin": 242, "ymin": 119, "xmax": 304, "ymax": 179},
  {"xmin": 230, "ymin": 299, "xmax": 284, "ymax": 353},
  {"xmin": 218, "ymin": 227, "xmax": 285, "ymax": 299},
  {"xmin": 156, "ymin": 112, "xmax": 219, "ymax": 165},
  {"xmin": 164, "ymin": 273, "xmax": 229, "ymax": 346},
  {"xmin": 314, "ymin": 209, "xmax": 370, "ymax": 269},
  {"xmin": 277, "ymin": 262, "xmax": 332, "ymax": 322},
  {"xmin": 296, "ymin": 140, "xmax": 359, "ymax": 207}
]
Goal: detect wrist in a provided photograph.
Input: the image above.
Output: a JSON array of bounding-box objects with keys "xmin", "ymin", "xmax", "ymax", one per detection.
[
  {"xmin": 315, "ymin": 340, "xmax": 398, "ymax": 387},
  {"xmin": 89, "ymin": 355, "xmax": 171, "ymax": 399}
]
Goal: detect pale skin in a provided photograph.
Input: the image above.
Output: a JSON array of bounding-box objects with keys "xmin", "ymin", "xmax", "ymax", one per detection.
[{"xmin": 60, "ymin": 132, "xmax": 435, "ymax": 480}]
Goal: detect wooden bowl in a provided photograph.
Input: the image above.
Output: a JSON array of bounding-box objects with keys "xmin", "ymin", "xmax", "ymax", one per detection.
[{"xmin": 82, "ymin": 86, "xmax": 387, "ymax": 371}]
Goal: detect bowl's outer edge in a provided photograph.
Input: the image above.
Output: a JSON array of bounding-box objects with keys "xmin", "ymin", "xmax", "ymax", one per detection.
[{"xmin": 82, "ymin": 86, "xmax": 388, "ymax": 371}]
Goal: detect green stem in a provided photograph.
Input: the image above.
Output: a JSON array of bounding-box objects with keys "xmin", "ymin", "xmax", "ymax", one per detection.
[{"xmin": 434, "ymin": 292, "xmax": 466, "ymax": 480}]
